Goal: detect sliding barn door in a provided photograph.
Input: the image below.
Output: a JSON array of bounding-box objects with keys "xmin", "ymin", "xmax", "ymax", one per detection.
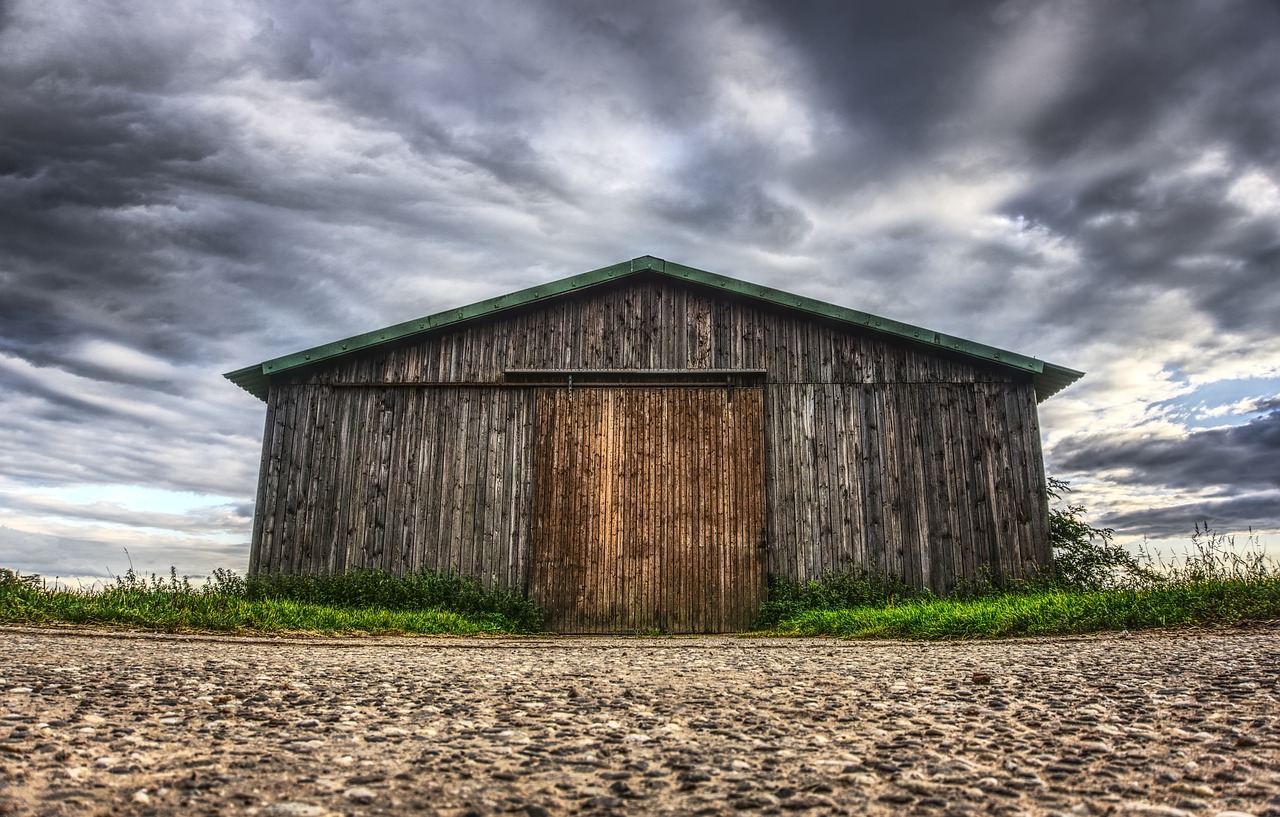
[{"xmin": 530, "ymin": 386, "xmax": 766, "ymax": 633}]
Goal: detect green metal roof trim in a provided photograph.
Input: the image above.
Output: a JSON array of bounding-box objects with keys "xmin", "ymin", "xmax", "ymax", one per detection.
[{"xmin": 224, "ymin": 255, "xmax": 1083, "ymax": 403}]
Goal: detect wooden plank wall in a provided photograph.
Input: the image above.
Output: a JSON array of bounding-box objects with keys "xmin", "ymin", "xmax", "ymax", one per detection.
[
  {"xmin": 307, "ymin": 277, "xmax": 1017, "ymax": 386},
  {"xmin": 251, "ymin": 385, "xmax": 535, "ymax": 586},
  {"xmin": 529, "ymin": 387, "xmax": 766, "ymax": 633},
  {"xmin": 251, "ymin": 275, "xmax": 1051, "ymax": 595},
  {"xmin": 763, "ymin": 382, "xmax": 1048, "ymax": 592}
]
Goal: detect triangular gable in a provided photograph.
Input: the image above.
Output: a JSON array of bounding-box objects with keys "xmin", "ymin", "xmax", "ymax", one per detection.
[{"xmin": 225, "ymin": 255, "xmax": 1082, "ymax": 402}]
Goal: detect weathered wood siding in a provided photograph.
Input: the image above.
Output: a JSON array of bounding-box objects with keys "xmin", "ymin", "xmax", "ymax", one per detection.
[
  {"xmin": 763, "ymin": 382, "xmax": 1047, "ymax": 589},
  {"xmin": 252, "ymin": 274, "xmax": 1051, "ymax": 603},
  {"xmin": 302, "ymin": 277, "xmax": 1016, "ymax": 386},
  {"xmin": 530, "ymin": 387, "xmax": 766, "ymax": 633},
  {"xmin": 252, "ymin": 385, "xmax": 535, "ymax": 586}
]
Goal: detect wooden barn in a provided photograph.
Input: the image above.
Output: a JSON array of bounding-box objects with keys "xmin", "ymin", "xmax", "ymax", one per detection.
[{"xmin": 226, "ymin": 256, "xmax": 1081, "ymax": 633}]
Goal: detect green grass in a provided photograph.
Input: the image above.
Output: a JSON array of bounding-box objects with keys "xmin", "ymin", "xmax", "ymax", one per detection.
[
  {"xmin": 759, "ymin": 524, "xmax": 1280, "ymax": 639},
  {"xmin": 3, "ymin": 519, "xmax": 1274, "ymax": 640},
  {"xmin": 768, "ymin": 578, "xmax": 1280, "ymax": 639},
  {"xmin": 0, "ymin": 567, "xmax": 544, "ymax": 635}
]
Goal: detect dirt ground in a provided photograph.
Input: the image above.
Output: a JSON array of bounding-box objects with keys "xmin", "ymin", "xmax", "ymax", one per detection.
[{"xmin": 1, "ymin": 625, "xmax": 1278, "ymax": 816}]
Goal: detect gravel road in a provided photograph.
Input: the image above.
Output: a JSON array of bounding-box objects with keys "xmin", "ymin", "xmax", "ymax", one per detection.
[{"xmin": 1, "ymin": 626, "xmax": 1277, "ymax": 817}]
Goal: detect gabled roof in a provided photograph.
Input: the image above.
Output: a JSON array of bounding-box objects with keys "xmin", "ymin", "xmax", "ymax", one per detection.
[{"xmin": 225, "ymin": 255, "xmax": 1083, "ymax": 403}]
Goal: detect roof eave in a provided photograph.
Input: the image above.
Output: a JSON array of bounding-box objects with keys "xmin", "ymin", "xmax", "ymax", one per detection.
[{"xmin": 1033, "ymin": 362, "xmax": 1085, "ymax": 403}]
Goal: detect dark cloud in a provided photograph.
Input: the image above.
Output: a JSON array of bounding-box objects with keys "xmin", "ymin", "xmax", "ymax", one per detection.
[
  {"xmin": 744, "ymin": 2, "xmax": 1005, "ymax": 184},
  {"xmin": 1, "ymin": 0, "xmax": 1278, "ymax": 577},
  {"xmin": 1019, "ymin": 4, "xmax": 1280, "ymax": 164},
  {"xmin": 1056, "ymin": 409, "xmax": 1280, "ymax": 496},
  {"xmin": 985, "ymin": 1, "xmax": 1280, "ymax": 340},
  {"xmin": 1102, "ymin": 493, "xmax": 1280, "ymax": 540}
]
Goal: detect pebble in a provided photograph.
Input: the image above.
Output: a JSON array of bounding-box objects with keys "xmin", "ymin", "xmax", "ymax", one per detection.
[
  {"xmin": 262, "ymin": 803, "xmax": 330, "ymax": 816},
  {"xmin": 343, "ymin": 787, "xmax": 376, "ymax": 804},
  {"xmin": 1171, "ymin": 783, "xmax": 1216, "ymax": 797},
  {"xmin": 1122, "ymin": 803, "xmax": 1194, "ymax": 816},
  {"xmin": 1, "ymin": 627, "xmax": 1278, "ymax": 817}
]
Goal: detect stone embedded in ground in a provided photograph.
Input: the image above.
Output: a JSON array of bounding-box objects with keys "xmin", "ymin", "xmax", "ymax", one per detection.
[
  {"xmin": 343, "ymin": 787, "xmax": 377, "ymax": 804},
  {"xmin": 261, "ymin": 803, "xmax": 330, "ymax": 816}
]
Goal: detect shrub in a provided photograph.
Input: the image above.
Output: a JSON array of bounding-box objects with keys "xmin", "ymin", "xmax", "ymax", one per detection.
[
  {"xmin": 1047, "ymin": 477, "xmax": 1156, "ymax": 590},
  {"xmin": 755, "ymin": 568, "xmax": 932, "ymax": 627}
]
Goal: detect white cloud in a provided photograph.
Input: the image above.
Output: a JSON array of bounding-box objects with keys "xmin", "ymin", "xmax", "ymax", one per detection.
[
  {"xmin": 69, "ymin": 340, "xmax": 177, "ymax": 382},
  {"xmin": 1227, "ymin": 168, "xmax": 1280, "ymax": 216}
]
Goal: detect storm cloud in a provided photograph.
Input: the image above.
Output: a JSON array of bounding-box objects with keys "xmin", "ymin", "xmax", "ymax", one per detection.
[
  {"xmin": 1058, "ymin": 409, "xmax": 1280, "ymax": 494},
  {"xmin": 2, "ymin": 0, "xmax": 1278, "ymax": 578}
]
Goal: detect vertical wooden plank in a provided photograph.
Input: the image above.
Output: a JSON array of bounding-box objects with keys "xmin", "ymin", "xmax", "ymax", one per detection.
[
  {"xmin": 529, "ymin": 390, "xmax": 549, "ymax": 620},
  {"xmin": 487, "ymin": 390, "xmax": 509, "ymax": 586},
  {"xmin": 324, "ymin": 388, "xmax": 348, "ymax": 574},
  {"xmin": 861, "ymin": 385, "xmax": 886, "ymax": 575},
  {"xmin": 765, "ymin": 386, "xmax": 787, "ymax": 579},
  {"xmin": 271, "ymin": 385, "xmax": 301, "ymax": 574},
  {"xmin": 1022, "ymin": 385, "xmax": 1053, "ymax": 570},
  {"xmin": 401, "ymin": 386, "xmax": 424, "ymax": 576},
  {"xmin": 647, "ymin": 389, "xmax": 662, "ymax": 629},
  {"xmin": 814, "ymin": 385, "xmax": 836, "ymax": 578},
  {"xmin": 832, "ymin": 385, "xmax": 858, "ymax": 575},
  {"xmin": 430, "ymin": 389, "xmax": 455, "ymax": 573},
  {"xmin": 465, "ymin": 389, "xmax": 491, "ymax": 580},
  {"xmin": 683, "ymin": 388, "xmax": 697, "ymax": 632},
  {"xmin": 384, "ymin": 387, "xmax": 406, "ymax": 576},
  {"xmin": 922, "ymin": 384, "xmax": 956, "ymax": 594},
  {"xmin": 337, "ymin": 387, "xmax": 364, "ymax": 571},
  {"xmin": 252, "ymin": 386, "xmax": 284, "ymax": 575},
  {"xmin": 498, "ymin": 389, "xmax": 515, "ymax": 586},
  {"xmin": 900, "ymin": 384, "xmax": 929, "ymax": 588},
  {"xmin": 302, "ymin": 385, "xmax": 335, "ymax": 575},
  {"xmin": 599, "ymin": 390, "xmax": 616, "ymax": 629},
  {"xmin": 292, "ymin": 384, "xmax": 328, "ymax": 575},
  {"xmin": 529, "ymin": 385, "xmax": 765, "ymax": 632},
  {"xmin": 411, "ymin": 390, "xmax": 437, "ymax": 574}
]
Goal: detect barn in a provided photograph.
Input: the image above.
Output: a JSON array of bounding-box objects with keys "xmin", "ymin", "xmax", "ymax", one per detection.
[{"xmin": 225, "ymin": 256, "xmax": 1082, "ymax": 633}]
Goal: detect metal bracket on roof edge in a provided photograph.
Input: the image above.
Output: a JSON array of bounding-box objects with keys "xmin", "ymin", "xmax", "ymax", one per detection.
[{"xmin": 630, "ymin": 256, "xmax": 665, "ymax": 272}]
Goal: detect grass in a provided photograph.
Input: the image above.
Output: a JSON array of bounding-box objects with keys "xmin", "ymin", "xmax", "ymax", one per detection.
[
  {"xmin": 0, "ymin": 567, "xmax": 544, "ymax": 636},
  {"xmin": 759, "ymin": 525, "xmax": 1280, "ymax": 639},
  {"xmin": 769, "ymin": 578, "xmax": 1280, "ymax": 639},
  {"xmin": 2, "ymin": 517, "xmax": 1274, "ymax": 640}
]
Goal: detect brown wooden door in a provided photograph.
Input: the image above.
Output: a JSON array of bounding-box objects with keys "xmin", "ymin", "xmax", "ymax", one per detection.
[{"xmin": 530, "ymin": 386, "xmax": 766, "ymax": 633}]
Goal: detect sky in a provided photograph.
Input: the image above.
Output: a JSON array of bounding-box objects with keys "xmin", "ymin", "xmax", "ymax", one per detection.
[{"xmin": 2, "ymin": 0, "xmax": 1277, "ymax": 583}]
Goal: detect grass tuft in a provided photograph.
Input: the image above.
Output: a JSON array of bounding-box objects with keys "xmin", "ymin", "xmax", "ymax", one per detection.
[{"xmin": 0, "ymin": 566, "xmax": 543, "ymax": 635}]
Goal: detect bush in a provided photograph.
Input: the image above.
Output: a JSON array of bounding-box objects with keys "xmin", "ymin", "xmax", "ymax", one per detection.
[
  {"xmin": 1047, "ymin": 477, "xmax": 1156, "ymax": 590},
  {"xmin": 755, "ymin": 568, "xmax": 932, "ymax": 627}
]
